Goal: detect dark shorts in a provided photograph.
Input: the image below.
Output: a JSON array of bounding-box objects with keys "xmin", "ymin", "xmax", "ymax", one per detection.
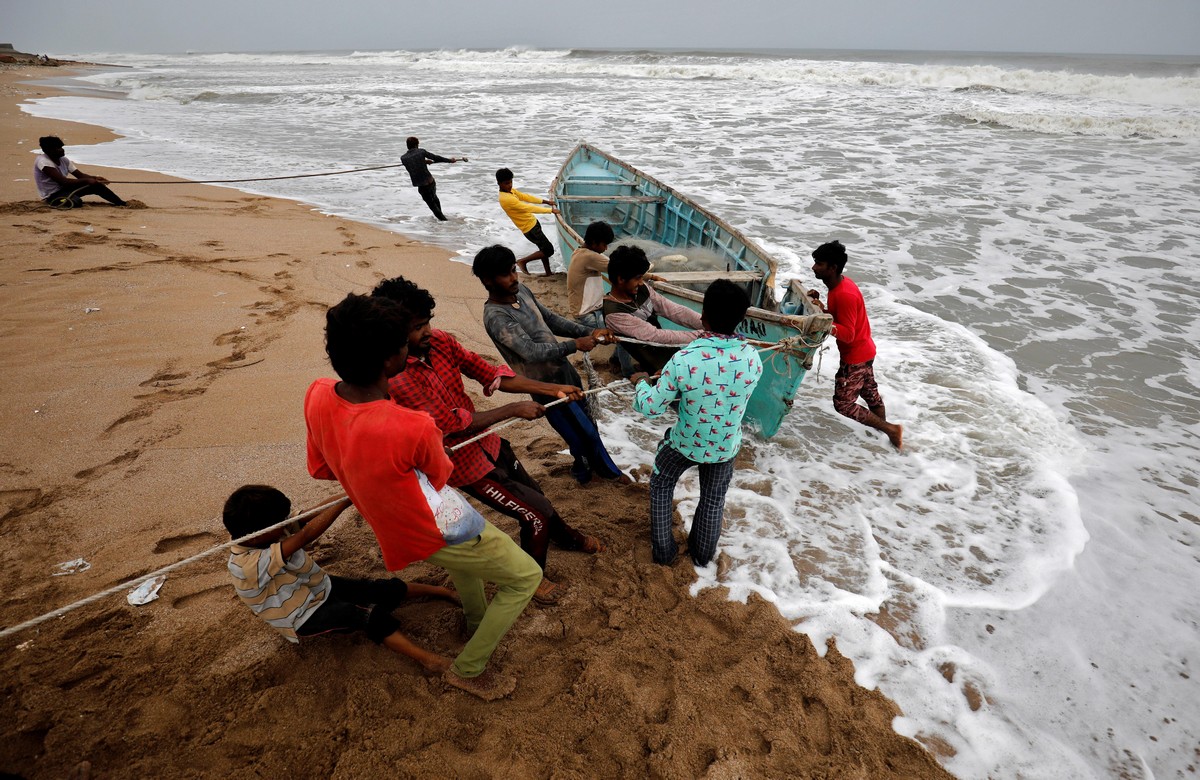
[
  {"xmin": 522, "ymin": 222, "xmax": 555, "ymax": 258},
  {"xmin": 295, "ymin": 575, "xmax": 408, "ymax": 644}
]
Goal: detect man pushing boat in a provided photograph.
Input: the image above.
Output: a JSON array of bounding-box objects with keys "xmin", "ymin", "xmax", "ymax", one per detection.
[{"xmin": 807, "ymin": 240, "xmax": 903, "ymax": 451}]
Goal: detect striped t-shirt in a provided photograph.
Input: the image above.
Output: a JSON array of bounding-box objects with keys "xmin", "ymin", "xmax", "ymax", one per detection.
[{"xmin": 227, "ymin": 537, "xmax": 331, "ymax": 643}]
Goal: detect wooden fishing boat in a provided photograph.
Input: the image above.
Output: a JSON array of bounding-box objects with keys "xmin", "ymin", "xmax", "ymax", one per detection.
[{"xmin": 551, "ymin": 142, "xmax": 833, "ymax": 438}]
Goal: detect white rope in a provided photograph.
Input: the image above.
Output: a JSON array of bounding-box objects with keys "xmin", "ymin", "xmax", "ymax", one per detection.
[
  {"xmin": 616, "ymin": 330, "xmax": 826, "ymax": 354},
  {"xmin": 3, "ymin": 330, "xmax": 823, "ymax": 643},
  {"xmin": 447, "ymin": 376, "xmax": 631, "ymax": 452},
  {"xmin": 0, "ymin": 497, "xmax": 346, "ymax": 642},
  {"xmin": 0, "ymin": 374, "xmax": 641, "ymax": 643}
]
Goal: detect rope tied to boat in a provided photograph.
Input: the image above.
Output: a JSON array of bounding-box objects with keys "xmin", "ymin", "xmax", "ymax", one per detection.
[
  {"xmin": 0, "ymin": 374, "xmax": 639, "ymax": 643},
  {"xmin": 3, "ymin": 327, "xmax": 824, "ymax": 640},
  {"xmin": 46, "ymin": 161, "xmax": 416, "ymax": 209},
  {"xmin": 613, "ymin": 315, "xmax": 828, "ymax": 358}
]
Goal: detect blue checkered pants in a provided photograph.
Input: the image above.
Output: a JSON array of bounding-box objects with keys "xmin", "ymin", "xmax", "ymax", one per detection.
[{"xmin": 649, "ymin": 439, "xmax": 735, "ymax": 566}]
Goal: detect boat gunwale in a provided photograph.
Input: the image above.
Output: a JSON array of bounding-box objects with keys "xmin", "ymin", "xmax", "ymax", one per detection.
[
  {"xmin": 650, "ymin": 280, "xmax": 831, "ymax": 332},
  {"xmin": 552, "ymin": 142, "xmax": 779, "ymax": 296}
]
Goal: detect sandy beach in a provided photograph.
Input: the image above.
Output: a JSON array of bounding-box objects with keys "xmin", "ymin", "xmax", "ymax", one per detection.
[{"xmin": 0, "ymin": 65, "xmax": 952, "ymax": 779}]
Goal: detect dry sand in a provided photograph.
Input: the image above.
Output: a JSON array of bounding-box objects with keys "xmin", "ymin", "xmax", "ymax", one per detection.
[{"xmin": 0, "ymin": 66, "xmax": 954, "ymax": 779}]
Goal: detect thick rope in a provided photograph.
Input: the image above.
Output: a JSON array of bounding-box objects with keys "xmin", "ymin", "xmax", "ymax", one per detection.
[
  {"xmin": 0, "ymin": 498, "xmax": 345, "ymax": 642},
  {"xmin": 1, "ymin": 325, "xmax": 822, "ymax": 642},
  {"xmin": 0, "ymin": 373, "xmax": 638, "ymax": 643},
  {"xmin": 616, "ymin": 330, "xmax": 826, "ymax": 354},
  {"xmin": 47, "ymin": 161, "xmax": 415, "ymax": 209}
]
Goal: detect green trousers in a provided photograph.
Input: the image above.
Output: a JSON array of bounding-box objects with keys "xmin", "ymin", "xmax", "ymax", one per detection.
[{"xmin": 425, "ymin": 521, "xmax": 541, "ymax": 678}]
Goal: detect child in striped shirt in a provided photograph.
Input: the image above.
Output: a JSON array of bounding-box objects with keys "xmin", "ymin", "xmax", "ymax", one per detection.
[{"xmin": 224, "ymin": 484, "xmax": 455, "ymax": 672}]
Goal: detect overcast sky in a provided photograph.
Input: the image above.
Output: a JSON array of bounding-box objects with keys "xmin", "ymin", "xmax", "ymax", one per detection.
[{"xmin": 4, "ymin": 0, "xmax": 1198, "ymax": 57}]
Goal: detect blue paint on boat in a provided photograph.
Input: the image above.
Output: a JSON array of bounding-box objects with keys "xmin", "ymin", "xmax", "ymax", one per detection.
[{"xmin": 552, "ymin": 143, "xmax": 833, "ymax": 438}]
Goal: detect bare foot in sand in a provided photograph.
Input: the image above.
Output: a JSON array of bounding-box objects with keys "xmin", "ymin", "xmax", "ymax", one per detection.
[
  {"xmin": 418, "ymin": 653, "xmax": 454, "ymax": 674},
  {"xmin": 407, "ymin": 582, "xmax": 461, "ymax": 605},
  {"xmin": 516, "ymin": 259, "xmax": 530, "ymax": 274},
  {"xmin": 578, "ymin": 535, "xmax": 606, "ymax": 554},
  {"xmin": 716, "ymin": 551, "xmax": 732, "ymax": 579},
  {"xmin": 443, "ymin": 668, "xmax": 517, "ymax": 700},
  {"xmin": 532, "ymin": 577, "xmax": 565, "ymax": 606},
  {"xmin": 382, "ymin": 633, "xmax": 454, "ymax": 674}
]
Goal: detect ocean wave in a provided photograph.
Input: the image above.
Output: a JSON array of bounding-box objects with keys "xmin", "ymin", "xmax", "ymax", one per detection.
[
  {"xmin": 945, "ymin": 107, "xmax": 1200, "ymax": 139},
  {"xmin": 952, "ymin": 84, "xmax": 1017, "ymax": 95},
  {"xmin": 348, "ymin": 46, "xmax": 575, "ymax": 63},
  {"xmin": 66, "ymin": 50, "xmax": 1200, "ymax": 109}
]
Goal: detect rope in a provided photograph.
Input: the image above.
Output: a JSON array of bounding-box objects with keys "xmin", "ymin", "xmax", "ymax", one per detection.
[
  {"xmin": 0, "ymin": 497, "xmax": 346, "ymax": 642},
  {"xmin": 616, "ymin": 331, "xmax": 826, "ymax": 355},
  {"xmin": 447, "ymin": 375, "xmax": 632, "ymax": 452},
  {"xmin": 47, "ymin": 161, "xmax": 415, "ymax": 209},
  {"xmin": 105, "ymin": 161, "xmax": 413, "ymax": 186},
  {"xmin": 2, "ymin": 325, "xmax": 824, "ymax": 642},
  {"xmin": 579, "ymin": 353, "xmax": 604, "ymax": 419},
  {"xmin": 0, "ymin": 373, "xmax": 640, "ymax": 643}
]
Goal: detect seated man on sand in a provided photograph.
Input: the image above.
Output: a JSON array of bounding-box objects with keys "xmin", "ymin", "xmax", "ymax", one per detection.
[
  {"xmin": 33, "ymin": 136, "xmax": 127, "ymax": 209},
  {"xmin": 372, "ymin": 275, "xmax": 606, "ymax": 607},
  {"xmin": 224, "ymin": 485, "xmax": 457, "ymax": 672},
  {"xmin": 304, "ymin": 292, "xmax": 541, "ymax": 700},
  {"xmin": 602, "ymin": 245, "xmax": 703, "ymax": 377}
]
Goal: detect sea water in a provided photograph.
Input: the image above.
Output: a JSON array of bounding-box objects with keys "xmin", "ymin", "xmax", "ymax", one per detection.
[{"xmin": 20, "ymin": 48, "xmax": 1200, "ymax": 779}]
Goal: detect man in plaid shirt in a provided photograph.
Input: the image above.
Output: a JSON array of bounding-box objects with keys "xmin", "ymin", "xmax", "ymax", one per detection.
[{"xmin": 373, "ymin": 277, "xmax": 605, "ymax": 605}]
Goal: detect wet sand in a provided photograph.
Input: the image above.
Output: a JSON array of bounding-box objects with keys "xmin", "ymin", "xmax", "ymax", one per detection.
[{"xmin": 0, "ymin": 65, "xmax": 952, "ymax": 778}]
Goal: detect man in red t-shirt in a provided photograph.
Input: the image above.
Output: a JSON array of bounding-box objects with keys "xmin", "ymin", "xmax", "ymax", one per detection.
[
  {"xmin": 371, "ymin": 276, "xmax": 605, "ymax": 607},
  {"xmin": 304, "ymin": 293, "xmax": 540, "ymax": 700},
  {"xmin": 807, "ymin": 241, "xmax": 903, "ymax": 450}
]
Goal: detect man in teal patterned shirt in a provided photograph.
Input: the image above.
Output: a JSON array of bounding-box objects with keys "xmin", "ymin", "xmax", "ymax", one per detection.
[{"xmin": 632, "ymin": 280, "xmax": 764, "ymax": 566}]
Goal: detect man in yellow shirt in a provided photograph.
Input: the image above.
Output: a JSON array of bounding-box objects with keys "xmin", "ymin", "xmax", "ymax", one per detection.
[{"xmin": 496, "ymin": 167, "xmax": 558, "ymax": 276}]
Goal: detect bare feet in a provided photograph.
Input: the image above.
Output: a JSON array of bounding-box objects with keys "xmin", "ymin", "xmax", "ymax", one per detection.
[
  {"xmin": 443, "ymin": 667, "xmax": 517, "ymax": 701},
  {"xmin": 417, "ymin": 653, "xmax": 454, "ymax": 675},
  {"xmin": 428, "ymin": 585, "xmax": 461, "ymax": 605},
  {"xmin": 578, "ymin": 535, "xmax": 606, "ymax": 554},
  {"xmin": 532, "ymin": 577, "xmax": 565, "ymax": 606},
  {"xmin": 516, "ymin": 260, "xmax": 530, "ymax": 274},
  {"xmin": 382, "ymin": 633, "xmax": 454, "ymax": 674},
  {"xmin": 406, "ymin": 582, "xmax": 461, "ymax": 605},
  {"xmin": 885, "ymin": 422, "xmax": 903, "ymax": 451},
  {"xmin": 716, "ymin": 551, "xmax": 732, "ymax": 579}
]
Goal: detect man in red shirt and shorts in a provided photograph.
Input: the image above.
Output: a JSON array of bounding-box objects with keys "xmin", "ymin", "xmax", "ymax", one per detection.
[{"xmin": 807, "ymin": 240, "xmax": 903, "ymax": 450}]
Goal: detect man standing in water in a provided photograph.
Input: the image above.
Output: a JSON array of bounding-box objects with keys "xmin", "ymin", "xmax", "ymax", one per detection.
[
  {"xmin": 807, "ymin": 240, "xmax": 903, "ymax": 450},
  {"xmin": 401, "ymin": 137, "xmax": 465, "ymax": 221}
]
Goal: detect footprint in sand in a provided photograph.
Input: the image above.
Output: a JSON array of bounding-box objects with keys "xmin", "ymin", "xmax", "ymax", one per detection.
[
  {"xmin": 154, "ymin": 531, "xmax": 221, "ymax": 554},
  {"xmin": 74, "ymin": 450, "xmax": 141, "ymax": 480},
  {"xmin": 802, "ymin": 696, "xmax": 834, "ymax": 755},
  {"xmin": 171, "ymin": 584, "xmax": 229, "ymax": 610},
  {"xmin": 138, "ymin": 370, "xmax": 190, "ymax": 388}
]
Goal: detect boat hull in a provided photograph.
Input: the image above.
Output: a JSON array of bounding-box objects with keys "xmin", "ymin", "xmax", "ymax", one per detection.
[{"xmin": 552, "ymin": 143, "xmax": 832, "ymax": 438}]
